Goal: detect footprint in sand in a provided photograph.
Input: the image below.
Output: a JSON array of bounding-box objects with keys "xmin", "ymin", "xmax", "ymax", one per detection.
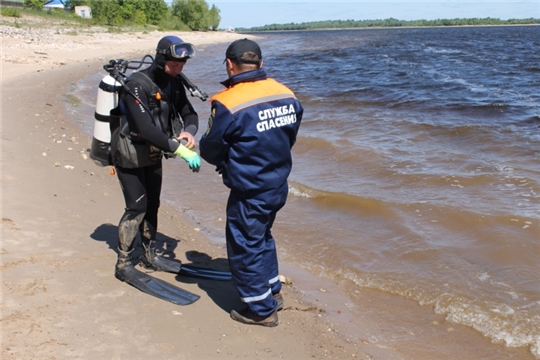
[{"xmin": 2, "ymin": 218, "xmax": 20, "ymax": 231}]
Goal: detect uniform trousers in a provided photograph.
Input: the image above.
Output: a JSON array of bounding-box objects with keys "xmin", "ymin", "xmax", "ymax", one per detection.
[{"xmin": 225, "ymin": 182, "xmax": 288, "ymax": 316}]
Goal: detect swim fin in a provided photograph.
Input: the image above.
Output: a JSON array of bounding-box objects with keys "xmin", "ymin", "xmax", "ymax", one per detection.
[
  {"xmin": 115, "ymin": 265, "xmax": 200, "ymax": 305},
  {"xmin": 179, "ymin": 263, "xmax": 233, "ymax": 281},
  {"xmin": 140, "ymin": 255, "xmax": 232, "ymax": 281}
]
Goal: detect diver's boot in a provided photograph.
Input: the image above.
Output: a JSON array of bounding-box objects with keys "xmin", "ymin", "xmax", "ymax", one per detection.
[
  {"xmin": 139, "ymin": 220, "xmax": 161, "ymax": 270},
  {"xmin": 116, "ymin": 212, "xmax": 145, "ymax": 279},
  {"xmin": 115, "ymin": 249, "xmax": 135, "ymax": 281},
  {"xmin": 139, "ymin": 240, "xmax": 159, "ymax": 271},
  {"xmin": 139, "ymin": 240, "xmax": 183, "ymax": 273}
]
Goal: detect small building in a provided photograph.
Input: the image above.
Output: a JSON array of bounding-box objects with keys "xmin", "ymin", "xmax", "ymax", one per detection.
[
  {"xmin": 74, "ymin": 6, "xmax": 92, "ymax": 19},
  {"xmin": 43, "ymin": 0, "xmax": 66, "ymax": 11},
  {"xmin": 0, "ymin": 0, "xmax": 24, "ymax": 8}
]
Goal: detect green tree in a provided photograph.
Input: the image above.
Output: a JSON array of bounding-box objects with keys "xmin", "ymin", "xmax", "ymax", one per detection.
[
  {"xmin": 207, "ymin": 4, "xmax": 220, "ymax": 30},
  {"xmin": 89, "ymin": 0, "xmax": 123, "ymax": 25},
  {"xmin": 85, "ymin": 0, "xmax": 167, "ymax": 26},
  {"xmin": 118, "ymin": 0, "xmax": 141, "ymax": 21},
  {"xmin": 143, "ymin": 0, "xmax": 169, "ymax": 25},
  {"xmin": 132, "ymin": 9, "xmax": 146, "ymax": 25},
  {"xmin": 24, "ymin": 0, "xmax": 45, "ymax": 11},
  {"xmin": 156, "ymin": 11, "xmax": 191, "ymax": 31},
  {"xmin": 66, "ymin": 0, "xmax": 90, "ymax": 7},
  {"xmin": 171, "ymin": 0, "xmax": 209, "ymax": 30}
]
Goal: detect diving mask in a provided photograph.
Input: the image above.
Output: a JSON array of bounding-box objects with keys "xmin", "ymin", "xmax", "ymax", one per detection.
[{"xmin": 157, "ymin": 43, "xmax": 196, "ymax": 62}]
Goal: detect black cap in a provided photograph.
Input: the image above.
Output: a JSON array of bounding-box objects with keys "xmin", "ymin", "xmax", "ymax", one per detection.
[{"xmin": 225, "ymin": 38, "xmax": 262, "ymax": 65}]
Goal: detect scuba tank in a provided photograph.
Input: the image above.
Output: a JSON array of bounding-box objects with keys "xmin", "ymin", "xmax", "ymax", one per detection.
[
  {"xmin": 89, "ymin": 56, "xmax": 208, "ymax": 167},
  {"xmin": 90, "ymin": 73, "xmax": 122, "ymax": 166}
]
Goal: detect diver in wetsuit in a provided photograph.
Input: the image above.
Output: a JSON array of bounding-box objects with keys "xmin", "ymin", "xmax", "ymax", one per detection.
[{"xmin": 111, "ymin": 36, "xmax": 201, "ymax": 282}]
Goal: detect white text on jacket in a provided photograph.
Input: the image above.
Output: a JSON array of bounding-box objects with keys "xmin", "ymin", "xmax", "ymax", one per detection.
[{"xmin": 257, "ymin": 105, "xmax": 297, "ymax": 132}]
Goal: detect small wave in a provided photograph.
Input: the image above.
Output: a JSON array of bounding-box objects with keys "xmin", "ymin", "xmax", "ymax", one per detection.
[
  {"xmin": 287, "ymin": 180, "xmax": 394, "ymax": 216},
  {"xmin": 446, "ymin": 102, "xmax": 511, "ymax": 110},
  {"xmin": 487, "ymin": 103, "xmax": 509, "ymax": 108},
  {"xmin": 519, "ymin": 116, "xmax": 540, "ymax": 126},
  {"xmin": 387, "ymin": 99, "xmax": 426, "ymax": 109},
  {"xmin": 294, "ymin": 135, "xmax": 335, "ymax": 153},
  {"xmin": 423, "ymin": 47, "xmax": 464, "ymax": 55},
  {"xmin": 337, "ymin": 268, "xmax": 540, "ymax": 358},
  {"xmin": 288, "ymin": 184, "xmax": 313, "ymax": 198},
  {"xmin": 440, "ymin": 301, "xmax": 540, "ymax": 357}
]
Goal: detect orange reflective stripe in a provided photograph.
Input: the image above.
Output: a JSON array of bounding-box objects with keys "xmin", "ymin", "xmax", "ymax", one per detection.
[{"xmin": 211, "ymin": 78, "xmax": 296, "ymax": 114}]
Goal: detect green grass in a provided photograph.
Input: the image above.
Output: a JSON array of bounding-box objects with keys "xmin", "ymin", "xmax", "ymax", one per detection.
[
  {"xmin": 1, "ymin": 7, "xmax": 21, "ymax": 17},
  {"xmin": 1, "ymin": 8, "xmax": 161, "ymax": 34}
]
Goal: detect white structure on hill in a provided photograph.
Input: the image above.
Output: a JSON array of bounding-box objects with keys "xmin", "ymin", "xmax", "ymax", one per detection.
[{"xmin": 75, "ymin": 6, "xmax": 92, "ymax": 19}]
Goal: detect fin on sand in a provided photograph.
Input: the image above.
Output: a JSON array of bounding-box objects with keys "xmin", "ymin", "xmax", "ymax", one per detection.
[
  {"xmin": 141, "ymin": 255, "xmax": 232, "ymax": 281},
  {"xmin": 115, "ymin": 265, "xmax": 200, "ymax": 305}
]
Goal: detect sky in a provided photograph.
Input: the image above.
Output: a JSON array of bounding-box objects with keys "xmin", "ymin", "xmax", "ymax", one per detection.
[{"xmin": 203, "ymin": 1, "xmax": 540, "ymax": 29}]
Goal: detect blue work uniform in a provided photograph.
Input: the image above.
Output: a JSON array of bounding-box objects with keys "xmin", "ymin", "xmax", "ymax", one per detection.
[{"xmin": 200, "ymin": 68, "xmax": 303, "ymax": 316}]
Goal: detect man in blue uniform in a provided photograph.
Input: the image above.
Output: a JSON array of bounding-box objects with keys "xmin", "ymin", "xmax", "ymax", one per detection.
[{"xmin": 200, "ymin": 39, "xmax": 303, "ymax": 327}]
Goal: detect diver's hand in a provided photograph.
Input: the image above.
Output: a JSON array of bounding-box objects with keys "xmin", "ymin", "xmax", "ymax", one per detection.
[
  {"xmin": 174, "ymin": 144, "xmax": 201, "ymax": 172},
  {"xmin": 176, "ymin": 131, "xmax": 196, "ymax": 149}
]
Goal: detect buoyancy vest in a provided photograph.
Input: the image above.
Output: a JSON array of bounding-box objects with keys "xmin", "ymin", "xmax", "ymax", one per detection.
[{"xmin": 112, "ymin": 72, "xmax": 182, "ymax": 168}]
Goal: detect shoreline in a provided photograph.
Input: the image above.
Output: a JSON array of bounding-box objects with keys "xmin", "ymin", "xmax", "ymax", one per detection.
[
  {"xmin": 238, "ymin": 23, "xmax": 540, "ymax": 33},
  {"xmin": 1, "ymin": 20, "xmax": 398, "ymax": 359}
]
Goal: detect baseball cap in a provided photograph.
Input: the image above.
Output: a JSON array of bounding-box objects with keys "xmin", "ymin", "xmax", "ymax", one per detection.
[{"xmin": 224, "ymin": 38, "xmax": 262, "ymax": 64}]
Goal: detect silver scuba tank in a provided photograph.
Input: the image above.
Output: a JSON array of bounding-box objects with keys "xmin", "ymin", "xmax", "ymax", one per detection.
[{"xmin": 90, "ymin": 74, "xmax": 122, "ymax": 166}]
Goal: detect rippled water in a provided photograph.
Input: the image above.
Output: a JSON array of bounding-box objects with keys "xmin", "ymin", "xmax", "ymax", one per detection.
[{"xmin": 69, "ymin": 25, "xmax": 540, "ymax": 359}]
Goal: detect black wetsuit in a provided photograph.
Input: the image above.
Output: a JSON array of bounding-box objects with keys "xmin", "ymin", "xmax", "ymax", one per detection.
[{"xmin": 112, "ymin": 60, "xmax": 198, "ymax": 258}]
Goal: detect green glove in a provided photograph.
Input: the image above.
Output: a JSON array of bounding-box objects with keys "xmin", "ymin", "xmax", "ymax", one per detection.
[{"xmin": 174, "ymin": 144, "xmax": 201, "ymax": 172}]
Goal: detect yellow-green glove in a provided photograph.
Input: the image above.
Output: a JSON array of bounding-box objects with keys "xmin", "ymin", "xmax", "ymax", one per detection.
[{"xmin": 174, "ymin": 144, "xmax": 201, "ymax": 172}]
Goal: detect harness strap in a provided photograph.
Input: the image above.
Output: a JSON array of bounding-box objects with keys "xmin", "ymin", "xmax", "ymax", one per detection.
[
  {"xmin": 127, "ymin": 72, "xmax": 168, "ymax": 110},
  {"xmin": 122, "ymin": 71, "xmax": 182, "ymax": 141}
]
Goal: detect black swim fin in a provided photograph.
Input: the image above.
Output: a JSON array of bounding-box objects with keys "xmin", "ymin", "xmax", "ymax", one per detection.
[
  {"xmin": 179, "ymin": 264, "xmax": 233, "ymax": 281},
  {"xmin": 115, "ymin": 265, "xmax": 200, "ymax": 305},
  {"xmin": 141, "ymin": 255, "xmax": 232, "ymax": 281}
]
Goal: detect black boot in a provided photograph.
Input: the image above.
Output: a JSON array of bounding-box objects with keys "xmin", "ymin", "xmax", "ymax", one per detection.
[
  {"xmin": 139, "ymin": 238, "xmax": 186, "ymax": 273},
  {"xmin": 115, "ymin": 249, "xmax": 134, "ymax": 281},
  {"xmin": 139, "ymin": 220, "xmax": 164, "ymax": 271},
  {"xmin": 115, "ymin": 212, "xmax": 144, "ymax": 279},
  {"xmin": 139, "ymin": 240, "xmax": 159, "ymax": 271}
]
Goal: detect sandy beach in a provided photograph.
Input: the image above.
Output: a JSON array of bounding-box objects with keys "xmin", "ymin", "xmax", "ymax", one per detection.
[{"xmin": 0, "ymin": 15, "xmax": 402, "ymax": 359}]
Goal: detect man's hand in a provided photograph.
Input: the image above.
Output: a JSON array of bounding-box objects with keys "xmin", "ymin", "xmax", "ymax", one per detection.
[{"xmin": 177, "ymin": 131, "xmax": 196, "ymax": 149}]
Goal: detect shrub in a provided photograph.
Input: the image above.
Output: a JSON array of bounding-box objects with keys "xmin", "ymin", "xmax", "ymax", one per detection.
[
  {"xmin": 24, "ymin": 0, "xmax": 43, "ymax": 11},
  {"xmin": 46, "ymin": 9, "xmax": 65, "ymax": 16},
  {"xmin": 157, "ymin": 13, "xmax": 191, "ymax": 31},
  {"xmin": 1, "ymin": 7, "xmax": 22, "ymax": 18},
  {"xmin": 133, "ymin": 10, "xmax": 146, "ymax": 26}
]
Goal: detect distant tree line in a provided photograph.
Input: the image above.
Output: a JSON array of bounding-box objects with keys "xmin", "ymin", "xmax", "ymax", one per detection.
[
  {"xmin": 238, "ymin": 17, "xmax": 540, "ymax": 32},
  {"xmin": 21, "ymin": 0, "xmax": 221, "ymax": 31}
]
